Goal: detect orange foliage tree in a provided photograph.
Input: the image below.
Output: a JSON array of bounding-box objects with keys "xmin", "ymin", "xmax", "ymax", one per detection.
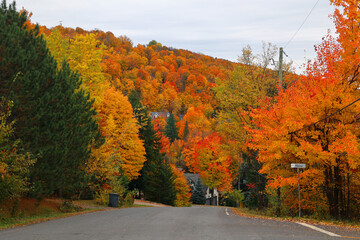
[
  {"xmin": 186, "ymin": 132, "xmax": 233, "ymax": 205},
  {"xmin": 153, "ymin": 117, "xmax": 171, "ymax": 154},
  {"xmin": 248, "ymin": 31, "xmax": 360, "ymax": 218}
]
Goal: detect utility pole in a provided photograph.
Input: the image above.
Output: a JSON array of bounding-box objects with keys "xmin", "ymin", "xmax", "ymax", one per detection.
[{"xmin": 279, "ymin": 47, "xmax": 283, "ymax": 87}]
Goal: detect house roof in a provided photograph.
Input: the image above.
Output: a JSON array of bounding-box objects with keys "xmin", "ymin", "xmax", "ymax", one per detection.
[
  {"xmin": 150, "ymin": 111, "xmax": 170, "ymax": 119},
  {"xmin": 184, "ymin": 173, "xmax": 207, "ymax": 193}
]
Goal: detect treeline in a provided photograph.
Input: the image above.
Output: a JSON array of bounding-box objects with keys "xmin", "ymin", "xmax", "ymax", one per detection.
[
  {"xmin": 0, "ymin": 1, "xmax": 101, "ymax": 207},
  {"xmin": 0, "ymin": 0, "xmax": 286, "ymax": 213},
  {"xmin": 2, "ymin": 0, "xmax": 359, "ymax": 221},
  {"xmin": 0, "ymin": 0, "xmax": 193, "ymax": 210},
  {"xmin": 0, "ymin": 0, "xmax": 239, "ymax": 212}
]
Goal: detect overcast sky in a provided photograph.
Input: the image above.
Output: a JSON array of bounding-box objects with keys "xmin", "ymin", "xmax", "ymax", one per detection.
[{"xmin": 14, "ymin": 0, "xmax": 336, "ymax": 73}]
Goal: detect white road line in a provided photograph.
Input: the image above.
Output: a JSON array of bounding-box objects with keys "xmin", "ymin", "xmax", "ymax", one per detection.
[
  {"xmin": 225, "ymin": 208, "xmax": 229, "ymax": 216},
  {"xmin": 297, "ymin": 222, "xmax": 341, "ymax": 237}
]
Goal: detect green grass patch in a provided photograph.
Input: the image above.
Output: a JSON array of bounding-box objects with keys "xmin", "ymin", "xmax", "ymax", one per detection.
[{"xmin": 131, "ymin": 204, "xmax": 152, "ymax": 208}]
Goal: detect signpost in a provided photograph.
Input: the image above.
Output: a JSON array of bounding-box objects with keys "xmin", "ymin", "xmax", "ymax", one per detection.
[
  {"xmin": 291, "ymin": 163, "xmax": 306, "ymax": 218},
  {"xmin": 291, "ymin": 163, "xmax": 306, "ymax": 169}
]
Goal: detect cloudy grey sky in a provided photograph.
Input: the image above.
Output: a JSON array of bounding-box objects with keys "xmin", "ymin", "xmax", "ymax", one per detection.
[{"xmin": 14, "ymin": 0, "xmax": 336, "ymax": 73}]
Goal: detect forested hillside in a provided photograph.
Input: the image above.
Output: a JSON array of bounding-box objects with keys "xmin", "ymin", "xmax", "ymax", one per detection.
[{"xmin": 2, "ymin": 0, "xmax": 360, "ymax": 222}]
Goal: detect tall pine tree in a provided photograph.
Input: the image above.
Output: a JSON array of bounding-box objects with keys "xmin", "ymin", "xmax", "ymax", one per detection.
[
  {"xmin": 165, "ymin": 113, "xmax": 178, "ymax": 143},
  {"xmin": 191, "ymin": 178, "xmax": 206, "ymax": 205},
  {"xmin": 142, "ymin": 155, "xmax": 176, "ymax": 205},
  {"xmin": 0, "ymin": 1, "xmax": 101, "ymax": 198},
  {"xmin": 128, "ymin": 90, "xmax": 176, "ymax": 205}
]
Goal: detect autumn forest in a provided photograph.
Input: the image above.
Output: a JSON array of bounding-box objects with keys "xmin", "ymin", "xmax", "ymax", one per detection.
[{"xmin": 1, "ymin": 0, "xmax": 360, "ymax": 221}]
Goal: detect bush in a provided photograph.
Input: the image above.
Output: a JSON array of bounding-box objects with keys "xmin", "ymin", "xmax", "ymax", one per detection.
[
  {"xmin": 94, "ymin": 175, "xmax": 134, "ymax": 207},
  {"xmin": 59, "ymin": 200, "xmax": 81, "ymax": 213},
  {"xmin": 95, "ymin": 189, "xmax": 111, "ymax": 206},
  {"xmin": 228, "ymin": 190, "xmax": 244, "ymax": 207},
  {"xmin": 123, "ymin": 190, "xmax": 136, "ymax": 206}
]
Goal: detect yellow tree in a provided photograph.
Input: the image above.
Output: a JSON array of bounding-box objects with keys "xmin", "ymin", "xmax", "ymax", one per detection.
[
  {"xmin": 45, "ymin": 29, "xmax": 109, "ymax": 105},
  {"xmin": 87, "ymin": 88, "xmax": 146, "ymax": 190},
  {"xmin": 171, "ymin": 164, "xmax": 191, "ymax": 207},
  {"xmin": 44, "ymin": 27, "xmax": 69, "ymax": 65},
  {"xmin": 68, "ymin": 33, "xmax": 108, "ymax": 104}
]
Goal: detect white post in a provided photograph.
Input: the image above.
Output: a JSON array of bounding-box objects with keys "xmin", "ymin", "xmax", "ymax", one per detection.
[{"xmin": 298, "ymin": 168, "xmax": 301, "ymax": 218}]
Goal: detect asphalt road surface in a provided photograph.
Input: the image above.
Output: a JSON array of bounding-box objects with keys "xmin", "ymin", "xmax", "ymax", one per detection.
[{"xmin": 1, "ymin": 206, "xmax": 360, "ymax": 240}]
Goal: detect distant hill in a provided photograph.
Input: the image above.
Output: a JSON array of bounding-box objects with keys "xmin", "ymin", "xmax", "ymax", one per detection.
[{"xmin": 40, "ymin": 25, "xmax": 236, "ymax": 116}]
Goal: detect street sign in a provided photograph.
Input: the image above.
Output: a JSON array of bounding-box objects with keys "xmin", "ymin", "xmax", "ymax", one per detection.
[
  {"xmin": 291, "ymin": 163, "xmax": 306, "ymax": 169},
  {"xmin": 291, "ymin": 163, "xmax": 306, "ymax": 218}
]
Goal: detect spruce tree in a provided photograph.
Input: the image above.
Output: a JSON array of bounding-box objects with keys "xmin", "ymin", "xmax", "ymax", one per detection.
[
  {"xmin": 142, "ymin": 155, "xmax": 176, "ymax": 206},
  {"xmin": 128, "ymin": 90, "xmax": 176, "ymax": 205},
  {"xmin": 191, "ymin": 178, "xmax": 206, "ymax": 205},
  {"xmin": 165, "ymin": 113, "xmax": 178, "ymax": 143},
  {"xmin": 0, "ymin": 1, "xmax": 101, "ymax": 198},
  {"xmin": 128, "ymin": 90, "xmax": 158, "ymax": 161}
]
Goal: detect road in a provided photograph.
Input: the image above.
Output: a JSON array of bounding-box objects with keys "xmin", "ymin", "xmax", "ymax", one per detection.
[{"xmin": 1, "ymin": 206, "xmax": 360, "ymax": 240}]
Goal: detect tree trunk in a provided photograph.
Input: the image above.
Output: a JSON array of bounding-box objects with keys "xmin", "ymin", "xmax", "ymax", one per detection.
[
  {"xmin": 347, "ymin": 173, "xmax": 351, "ymax": 218},
  {"xmin": 324, "ymin": 165, "xmax": 341, "ymax": 219},
  {"xmin": 276, "ymin": 187, "xmax": 281, "ymax": 217},
  {"xmin": 333, "ymin": 165, "xmax": 341, "ymax": 219}
]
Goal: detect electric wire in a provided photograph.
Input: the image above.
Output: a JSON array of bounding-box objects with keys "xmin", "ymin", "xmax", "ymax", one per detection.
[
  {"xmin": 289, "ymin": 96, "xmax": 360, "ymax": 135},
  {"xmin": 284, "ymin": 0, "xmax": 321, "ymax": 49}
]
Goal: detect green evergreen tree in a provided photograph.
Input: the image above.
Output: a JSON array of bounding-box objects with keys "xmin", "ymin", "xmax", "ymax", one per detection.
[
  {"xmin": 239, "ymin": 151, "xmax": 267, "ymax": 209},
  {"xmin": 165, "ymin": 113, "xmax": 178, "ymax": 143},
  {"xmin": 191, "ymin": 178, "xmax": 206, "ymax": 205},
  {"xmin": 128, "ymin": 90, "xmax": 158, "ymax": 161},
  {"xmin": 128, "ymin": 90, "xmax": 176, "ymax": 205},
  {"xmin": 142, "ymin": 156, "xmax": 176, "ymax": 205},
  {"xmin": 0, "ymin": 1, "xmax": 101, "ymax": 198}
]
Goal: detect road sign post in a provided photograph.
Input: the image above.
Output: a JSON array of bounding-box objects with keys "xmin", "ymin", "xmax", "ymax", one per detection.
[{"xmin": 291, "ymin": 163, "xmax": 306, "ymax": 218}]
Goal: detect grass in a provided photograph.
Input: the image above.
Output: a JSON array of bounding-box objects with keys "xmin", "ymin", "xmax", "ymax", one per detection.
[
  {"xmin": 0, "ymin": 208, "xmax": 101, "ymax": 230},
  {"xmin": 0, "ymin": 198, "xmax": 139, "ymax": 230},
  {"xmin": 231, "ymin": 207, "xmax": 360, "ymax": 230},
  {"xmin": 0, "ymin": 198, "xmax": 155, "ymax": 230},
  {"xmin": 131, "ymin": 204, "xmax": 152, "ymax": 208}
]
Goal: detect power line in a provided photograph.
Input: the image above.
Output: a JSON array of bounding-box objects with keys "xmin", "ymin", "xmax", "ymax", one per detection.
[
  {"xmin": 284, "ymin": 0, "xmax": 320, "ymax": 49},
  {"xmin": 289, "ymin": 96, "xmax": 360, "ymax": 135}
]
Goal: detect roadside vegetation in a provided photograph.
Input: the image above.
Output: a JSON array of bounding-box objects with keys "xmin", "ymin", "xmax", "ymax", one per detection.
[
  {"xmin": 232, "ymin": 207, "xmax": 360, "ymax": 231},
  {"xmin": 0, "ymin": 198, "xmax": 151, "ymax": 230},
  {"xmin": 0, "ymin": 199, "xmax": 103, "ymax": 230},
  {"xmin": 2, "ymin": 0, "xmax": 360, "ymax": 228}
]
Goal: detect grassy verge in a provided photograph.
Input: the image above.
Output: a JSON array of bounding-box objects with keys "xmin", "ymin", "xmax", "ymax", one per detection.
[
  {"xmin": 0, "ymin": 208, "xmax": 102, "ymax": 230},
  {"xmin": 131, "ymin": 204, "xmax": 152, "ymax": 208},
  {"xmin": 232, "ymin": 207, "xmax": 360, "ymax": 230},
  {"xmin": 0, "ymin": 198, "xmax": 143, "ymax": 230}
]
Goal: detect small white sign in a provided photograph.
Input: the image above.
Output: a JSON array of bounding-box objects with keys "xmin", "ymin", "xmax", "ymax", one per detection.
[{"xmin": 291, "ymin": 163, "xmax": 306, "ymax": 169}]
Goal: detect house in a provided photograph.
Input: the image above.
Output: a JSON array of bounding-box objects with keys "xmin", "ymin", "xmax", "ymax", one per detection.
[
  {"xmin": 184, "ymin": 173, "xmax": 219, "ymax": 205},
  {"xmin": 150, "ymin": 111, "xmax": 170, "ymax": 120}
]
